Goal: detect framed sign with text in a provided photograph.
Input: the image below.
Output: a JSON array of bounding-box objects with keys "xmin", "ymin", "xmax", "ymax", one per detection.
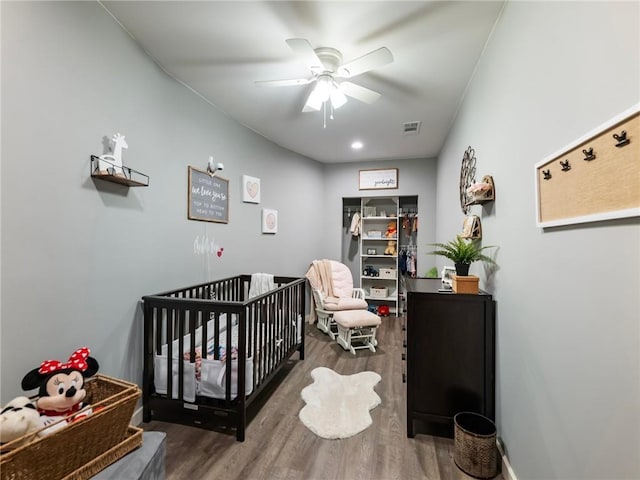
[
  {"xmin": 358, "ymin": 168, "xmax": 398, "ymax": 190},
  {"xmin": 188, "ymin": 166, "xmax": 229, "ymax": 223}
]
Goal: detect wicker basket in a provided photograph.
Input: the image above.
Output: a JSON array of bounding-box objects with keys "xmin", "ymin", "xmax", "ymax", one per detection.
[
  {"xmin": 453, "ymin": 411, "xmax": 498, "ymax": 479},
  {"xmin": 63, "ymin": 426, "xmax": 142, "ymax": 480},
  {"xmin": 0, "ymin": 374, "xmax": 141, "ymax": 480}
]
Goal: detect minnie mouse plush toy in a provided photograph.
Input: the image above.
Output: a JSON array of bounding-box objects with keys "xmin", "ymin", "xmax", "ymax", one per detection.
[{"xmin": 21, "ymin": 347, "xmax": 99, "ymax": 435}]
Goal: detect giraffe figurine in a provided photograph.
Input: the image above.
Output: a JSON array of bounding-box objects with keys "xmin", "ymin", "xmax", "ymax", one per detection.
[{"xmin": 97, "ymin": 133, "xmax": 127, "ymax": 175}]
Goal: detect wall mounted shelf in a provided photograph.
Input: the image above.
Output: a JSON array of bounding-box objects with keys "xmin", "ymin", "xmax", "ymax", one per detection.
[{"xmin": 90, "ymin": 155, "xmax": 149, "ymax": 187}]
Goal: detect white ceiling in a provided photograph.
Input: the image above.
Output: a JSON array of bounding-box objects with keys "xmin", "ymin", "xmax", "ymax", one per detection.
[{"xmin": 101, "ymin": 1, "xmax": 505, "ymax": 164}]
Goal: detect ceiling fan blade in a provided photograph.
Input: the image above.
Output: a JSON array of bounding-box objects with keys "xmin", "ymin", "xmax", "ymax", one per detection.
[
  {"xmin": 337, "ymin": 47, "xmax": 393, "ymax": 78},
  {"xmin": 286, "ymin": 38, "xmax": 324, "ymax": 73},
  {"xmin": 339, "ymin": 82, "xmax": 382, "ymax": 104},
  {"xmin": 255, "ymin": 78, "xmax": 314, "ymax": 87}
]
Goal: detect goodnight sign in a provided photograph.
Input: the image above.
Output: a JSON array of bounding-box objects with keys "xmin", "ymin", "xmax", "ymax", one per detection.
[{"xmin": 188, "ymin": 166, "xmax": 229, "ymax": 223}]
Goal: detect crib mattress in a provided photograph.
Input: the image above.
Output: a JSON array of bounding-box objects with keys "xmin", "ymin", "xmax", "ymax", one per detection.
[{"xmin": 154, "ymin": 314, "xmax": 301, "ymax": 402}]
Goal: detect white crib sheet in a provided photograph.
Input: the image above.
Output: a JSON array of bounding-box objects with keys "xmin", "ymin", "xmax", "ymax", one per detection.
[{"xmin": 154, "ymin": 314, "xmax": 301, "ymax": 401}]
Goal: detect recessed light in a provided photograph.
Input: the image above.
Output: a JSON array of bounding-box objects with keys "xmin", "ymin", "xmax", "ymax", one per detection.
[{"xmin": 351, "ymin": 141, "xmax": 363, "ymax": 150}]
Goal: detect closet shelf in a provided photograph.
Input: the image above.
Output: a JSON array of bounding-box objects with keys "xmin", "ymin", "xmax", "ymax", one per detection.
[
  {"xmin": 90, "ymin": 155, "xmax": 149, "ymax": 187},
  {"xmin": 362, "ymin": 237, "xmax": 397, "ymax": 241}
]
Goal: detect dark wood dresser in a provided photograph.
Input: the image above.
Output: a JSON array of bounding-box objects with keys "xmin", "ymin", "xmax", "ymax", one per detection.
[{"xmin": 405, "ymin": 278, "xmax": 495, "ymax": 438}]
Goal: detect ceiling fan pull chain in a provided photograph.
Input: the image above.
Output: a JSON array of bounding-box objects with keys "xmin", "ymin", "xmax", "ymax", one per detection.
[{"xmin": 323, "ymin": 101, "xmax": 327, "ymax": 129}]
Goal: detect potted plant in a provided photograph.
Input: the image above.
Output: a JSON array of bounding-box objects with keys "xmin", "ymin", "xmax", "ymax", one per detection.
[{"xmin": 428, "ymin": 235, "xmax": 497, "ymax": 276}]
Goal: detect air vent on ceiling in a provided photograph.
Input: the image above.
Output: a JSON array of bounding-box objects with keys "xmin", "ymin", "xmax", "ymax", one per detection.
[{"xmin": 403, "ymin": 121, "xmax": 421, "ymax": 135}]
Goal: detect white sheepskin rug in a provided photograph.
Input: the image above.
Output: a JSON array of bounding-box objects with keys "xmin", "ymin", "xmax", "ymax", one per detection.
[{"xmin": 299, "ymin": 367, "xmax": 382, "ymax": 439}]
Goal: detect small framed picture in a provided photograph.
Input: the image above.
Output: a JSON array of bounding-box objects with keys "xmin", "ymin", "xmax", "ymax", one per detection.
[
  {"xmin": 367, "ymin": 248, "xmax": 377, "ymax": 255},
  {"xmin": 262, "ymin": 208, "xmax": 278, "ymax": 234},
  {"xmin": 242, "ymin": 175, "xmax": 260, "ymax": 203},
  {"xmin": 441, "ymin": 266, "xmax": 456, "ymax": 288}
]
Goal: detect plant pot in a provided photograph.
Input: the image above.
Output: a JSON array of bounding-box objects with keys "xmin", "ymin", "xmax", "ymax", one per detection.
[{"xmin": 455, "ymin": 263, "xmax": 470, "ymax": 276}]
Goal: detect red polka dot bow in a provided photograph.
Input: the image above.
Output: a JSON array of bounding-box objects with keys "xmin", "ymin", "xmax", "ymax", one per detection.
[{"xmin": 38, "ymin": 347, "xmax": 90, "ymax": 375}]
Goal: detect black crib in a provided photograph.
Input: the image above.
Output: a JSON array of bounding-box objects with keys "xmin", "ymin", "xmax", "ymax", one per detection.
[{"xmin": 142, "ymin": 275, "xmax": 305, "ymax": 441}]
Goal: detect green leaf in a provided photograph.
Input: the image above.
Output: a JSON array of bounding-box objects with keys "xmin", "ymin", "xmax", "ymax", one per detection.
[{"xmin": 427, "ymin": 235, "xmax": 497, "ymax": 266}]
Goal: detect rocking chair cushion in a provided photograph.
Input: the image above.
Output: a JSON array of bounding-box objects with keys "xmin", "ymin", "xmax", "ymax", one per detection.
[
  {"xmin": 333, "ymin": 310, "xmax": 381, "ymax": 328},
  {"xmin": 329, "ymin": 261, "xmax": 356, "ymax": 298},
  {"xmin": 324, "ymin": 297, "xmax": 368, "ymax": 311}
]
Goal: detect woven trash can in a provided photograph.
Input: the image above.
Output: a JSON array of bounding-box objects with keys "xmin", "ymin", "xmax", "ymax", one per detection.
[{"xmin": 454, "ymin": 411, "xmax": 498, "ymax": 479}]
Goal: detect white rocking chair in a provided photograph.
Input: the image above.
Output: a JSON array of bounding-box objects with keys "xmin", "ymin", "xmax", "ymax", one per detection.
[{"xmin": 307, "ymin": 260, "xmax": 369, "ymax": 340}]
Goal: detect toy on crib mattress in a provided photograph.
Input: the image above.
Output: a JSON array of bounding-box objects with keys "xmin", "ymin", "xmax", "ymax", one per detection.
[
  {"xmin": 21, "ymin": 346, "xmax": 100, "ymax": 435},
  {"xmin": 384, "ymin": 221, "xmax": 397, "ymax": 239},
  {"xmin": 0, "ymin": 396, "xmax": 42, "ymax": 448}
]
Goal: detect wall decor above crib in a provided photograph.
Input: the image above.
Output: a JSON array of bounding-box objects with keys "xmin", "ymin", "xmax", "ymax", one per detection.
[
  {"xmin": 90, "ymin": 133, "xmax": 149, "ymax": 187},
  {"xmin": 535, "ymin": 103, "xmax": 640, "ymax": 228},
  {"xmin": 188, "ymin": 166, "xmax": 229, "ymax": 223},
  {"xmin": 242, "ymin": 175, "xmax": 261, "ymax": 203},
  {"xmin": 262, "ymin": 208, "xmax": 278, "ymax": 234}
]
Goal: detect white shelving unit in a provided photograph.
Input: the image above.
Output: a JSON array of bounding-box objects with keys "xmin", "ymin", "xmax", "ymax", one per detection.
[{"xmin": 360, "ymin": 197, "xmax": 399, "ymax": 314}]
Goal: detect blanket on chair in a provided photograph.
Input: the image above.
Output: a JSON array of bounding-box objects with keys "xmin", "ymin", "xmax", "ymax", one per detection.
[{"xmin": 305, "ymin": 259, "xmax": 339, "ymax": 323}]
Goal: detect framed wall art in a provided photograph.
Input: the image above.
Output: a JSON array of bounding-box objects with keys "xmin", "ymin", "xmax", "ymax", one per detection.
[
  {"xmin": 535, "ymin": 103, "xmax": 640, "ymax": 228},
  {"xmin": 358, "ymin": 168, "xmax": 398, "ymax": 190},
  {"xmin": 242, "ymin": 175, "xmax": 261, "ymax": 203},
  {"xmin": 262, "ymin": 208, "xmax": 278, "ymax": 234},
  {"xmin": 188, "ymin": 166, "xmax": 229, "ymax": 223}
]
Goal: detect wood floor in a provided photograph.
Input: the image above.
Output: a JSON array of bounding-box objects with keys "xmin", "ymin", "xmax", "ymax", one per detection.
[{"xmin": 143, "ymin": 316, "xmax": 503, "ymax": 480}]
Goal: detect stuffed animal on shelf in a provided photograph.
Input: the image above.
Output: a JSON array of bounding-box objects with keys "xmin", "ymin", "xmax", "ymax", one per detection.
[
  {"xmin": 0, "ymin": 396, "xmax": 42, "ymax": 448},
  {"xmin": 385, "ymin": 221, "xmax": 397, "ymax": 238},
  {"xmin": 21, "ymin": 347, "xmax": 100, "ymax": 435},
  {"xmin": 384, "ymin": 240, "xmax": 397, "ymax": 256}
]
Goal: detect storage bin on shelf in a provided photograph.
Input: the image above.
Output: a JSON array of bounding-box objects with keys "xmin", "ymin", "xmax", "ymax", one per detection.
[
  {"xmin": 370, "ymin": 286, "xmax": 389, "ymax": 298},
  {"xmin": 378, "ymin": 268, "xmax": 397, "ymax": 279},
  {"xmin": 0, "ymin": 374, "xmax": 141, "ymax": 480}
]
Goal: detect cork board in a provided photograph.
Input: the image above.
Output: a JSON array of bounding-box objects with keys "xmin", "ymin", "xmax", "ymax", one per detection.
[{"xmin": 535, "ymin": 104, "xmax": 640, "ymax": 227}]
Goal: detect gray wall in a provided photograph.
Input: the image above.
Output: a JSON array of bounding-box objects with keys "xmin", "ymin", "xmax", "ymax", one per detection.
[
  {"xmin": 1, "ymin": 1, "xmax": 324, "ymax": 402},
  {"xmin": 436, "ymin": 2, "xmax": 640, "ymax": 479}
]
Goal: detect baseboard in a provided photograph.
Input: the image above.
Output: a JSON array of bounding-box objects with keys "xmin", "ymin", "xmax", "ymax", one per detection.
[
  {"xmin": 496, "ymin": 438, "xmax": 517, "ymax": 480},
  {"xmin": 131, "ymin": 406, "xmax": 143, "ymax": 426}
]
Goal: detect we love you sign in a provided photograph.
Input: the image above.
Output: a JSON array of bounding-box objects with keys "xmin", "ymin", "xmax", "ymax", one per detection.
[{"xmin": 188, "ymin": 166, "xmax": 229, "ymax": 223}]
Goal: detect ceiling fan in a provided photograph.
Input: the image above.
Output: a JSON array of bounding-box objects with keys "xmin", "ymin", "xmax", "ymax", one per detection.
[{"xmin": 256, "ymin": 38, "xmax": 393, "ymax": 119}]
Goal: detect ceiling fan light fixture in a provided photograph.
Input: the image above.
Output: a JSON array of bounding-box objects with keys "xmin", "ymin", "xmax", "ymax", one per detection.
[
  {"xmin": 330, "ymin": 86, "xmax": 347, "ymax": 109},
  {"xmin": 314, "ymin": 75, "xmax": 333, "ymax": 102},
  {"xmin": 304, "ymin": 89, "xmax": 324, "ymax": 111}
]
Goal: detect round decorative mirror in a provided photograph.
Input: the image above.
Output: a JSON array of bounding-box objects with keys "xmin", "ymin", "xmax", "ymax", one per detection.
[{"xmin": 459, "ymin": 146, "xmax": 477, "ymax": 214}]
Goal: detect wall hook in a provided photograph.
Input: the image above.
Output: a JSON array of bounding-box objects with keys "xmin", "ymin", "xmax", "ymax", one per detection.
[
  {"xmin": 613, "ymin": 130, "xmax": 630, "ymax": 147},
  {"xmin": 542, "ymin": 169, "xmax": 552, "ymax": 180},
  {"xmin": 560, "ymin": 160, "xmax": 571, "ymax": 171},
  {"xmin": 582, "ymin": 147, "xmax": 596, "ymax": 161}
]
